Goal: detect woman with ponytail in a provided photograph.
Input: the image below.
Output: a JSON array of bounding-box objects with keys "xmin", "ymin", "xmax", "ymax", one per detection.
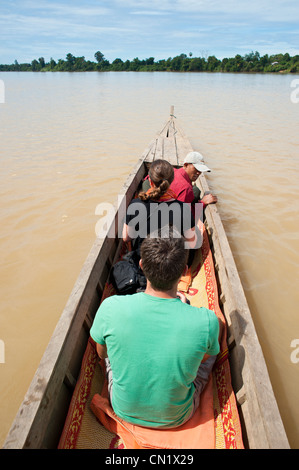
[
  {"xmin": 122, "ymin": 160, "xmax": 200, "ymax": 266},
  {"xmin": 138, "ymin": 159, "xmax": 176, "ymax": 203}
]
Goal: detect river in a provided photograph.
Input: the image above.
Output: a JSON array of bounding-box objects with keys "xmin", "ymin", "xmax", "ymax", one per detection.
[{"xmin": 0, "ymin": 71, "xmax": 298, "ymax": 447}]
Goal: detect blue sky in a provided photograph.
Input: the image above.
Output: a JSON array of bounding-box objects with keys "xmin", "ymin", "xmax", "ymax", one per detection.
[{"xmin": 1, "ymin": 0, "xmax": 299, "ymax": 64}]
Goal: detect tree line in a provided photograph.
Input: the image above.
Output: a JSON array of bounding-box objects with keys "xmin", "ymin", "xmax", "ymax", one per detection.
[{"xmin": 1, "ymin": 50, "xmax": 298, "ymax": 73}]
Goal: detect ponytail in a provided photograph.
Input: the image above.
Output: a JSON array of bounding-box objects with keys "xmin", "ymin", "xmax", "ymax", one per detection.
[
  {"xmin": 139, "ymin": 179, "xmax": 170, "ymax": 201},
  {"xmin": 139, "ymin": 160, "xmax": 174, "ymax": 201}
]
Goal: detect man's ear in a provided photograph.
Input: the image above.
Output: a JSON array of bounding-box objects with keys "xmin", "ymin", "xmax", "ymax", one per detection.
[{"xmin": 139, "ymin": 259, "xmax": 143, "ymax": 270}]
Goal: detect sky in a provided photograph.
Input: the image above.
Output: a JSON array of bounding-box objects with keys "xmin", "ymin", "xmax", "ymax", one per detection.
[{"xmin": 0, "ymin": 0, "xmax": 299, "ymax": 64}]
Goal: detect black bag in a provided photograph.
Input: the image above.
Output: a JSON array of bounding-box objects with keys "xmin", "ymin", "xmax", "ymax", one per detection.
[{"xmin": 110, "ymin": 251, "xmax": 146, "ymax": 295}]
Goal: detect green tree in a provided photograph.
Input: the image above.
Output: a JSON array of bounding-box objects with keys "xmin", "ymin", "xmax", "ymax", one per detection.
[
  {"xmin": 123, "ymin": 60, "xmax": 131, "ymax": 71},
  {"xmin": 245, "ymin": 51, "xmax": 260, "ymax": 63},
  {"xmin": 50, "ymin": 58, "xmax": 56, "ymax": 70},
  {"xmin": 221, "ymin": 58, "xmax": 228, "ymax": 71},
  {"xmin": 206, "ymin": 55, "xmax": 221, "ymax": 71},
  {"xmin": 31, "ymin": 59, "xmax": 39, "ymax": 71},
  {"xmin": 94, "ymin": 51, "xmax": 104, "ymax": 63},
  {"xmin": 73, "ymin": 56, "xmax": 86, "ymax": 70},
  {"xmin": 223, "ymin": 58, "xmax": 235, "ymax": 72},
  {"xmin": 84, "ymin": 60, "xmax": 96, "ymax": 71},
  {"xmin": 233, "ymin": 54, "xmax": 244, "ymax": 72},
  {"xmin": 94, "ymin": 51, "xmax": 110, "ymax": 70},
  {"xmin": 170, "ymin": 54, "xmax": 187, "ymax": 71},
  {"xmin": 189, "ymin": 57, "xmax": 205, "ymax": 71},
  {"xmin": 38, "ymin": 57, "xmax": 45, "ymax": 68},
  {"xmin": 130, "ymin": 57, "xmax": 142, "ymax": 71},
  {"xmin": 56, "ymin": 58, "xmax": 67, "ymax": 71},
  {"xmin": 111, "ymin": 58, "xmax": 124, "ymax": 71},
  {"xmin": 145, "ymin": 57, "xmax": 155, "ymax": 66},
  {"xmin": 260, "ymin": 54, "xmax": 269, "ymax": 67},
  {"xmin": 66, "ymin": 53, "xmax": 75, "ymax": 70},
  {"xmin": 156, "ymin": 59, "xmax": 167, "ymax": 71}
]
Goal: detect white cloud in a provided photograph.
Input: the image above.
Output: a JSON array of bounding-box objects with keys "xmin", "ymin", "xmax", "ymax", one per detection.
[
  {"xmin": 115, "ymin": 0, "xmax": 299, "ymax": 22},
  {"xmin": 21, "ymin": 1, "xmax": 112, "ymax": 17},
  {"xmin": 0, "ymin": 13, "xmax": 134, "ymax": 38},
  {"xmin": 0, "ymin": 0, "xmax": 298, "ymax": 63},
  {"xmin": 130, "ymin": 11, "xmax": 169, "ymax": 16}
]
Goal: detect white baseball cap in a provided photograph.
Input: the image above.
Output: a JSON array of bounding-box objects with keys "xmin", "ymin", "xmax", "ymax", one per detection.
[{"xmin": 184, "ymin": 151, "xmax": 211, "ymax": 173}]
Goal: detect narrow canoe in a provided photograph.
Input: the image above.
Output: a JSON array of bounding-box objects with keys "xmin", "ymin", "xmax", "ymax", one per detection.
[{"xmin": 3, "ymin": 108, "xmax": 290, "ymax": 449}]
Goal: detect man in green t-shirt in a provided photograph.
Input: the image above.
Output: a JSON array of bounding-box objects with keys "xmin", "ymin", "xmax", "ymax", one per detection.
[{"xmin": 90, "ymin": 234, "xmax": 220, "ymax": 429}]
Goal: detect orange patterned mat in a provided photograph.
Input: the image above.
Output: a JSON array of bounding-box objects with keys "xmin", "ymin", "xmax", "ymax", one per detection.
[{"xmin": 58, "ymin": 227, "xmax": 243, "ymax": 449}]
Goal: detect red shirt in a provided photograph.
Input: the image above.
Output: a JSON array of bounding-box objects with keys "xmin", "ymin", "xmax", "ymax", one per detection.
[{"xmin": 170, "ymin": 167, "xmax": 195, "ymax": 204}]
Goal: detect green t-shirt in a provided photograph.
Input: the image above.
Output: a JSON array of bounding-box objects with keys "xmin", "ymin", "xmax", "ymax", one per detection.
[{"xmin": 90, "ymin": 292, "xmax": 219, "ymax": 428}]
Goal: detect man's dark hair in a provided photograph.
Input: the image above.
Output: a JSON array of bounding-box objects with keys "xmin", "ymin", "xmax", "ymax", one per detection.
[{"xmin": 140, "ymin": 232, "xmax": 188, "ymax": 291}]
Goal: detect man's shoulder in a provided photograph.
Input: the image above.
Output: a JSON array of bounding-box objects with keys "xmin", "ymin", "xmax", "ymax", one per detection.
[
  {"xmin": 102, "ymin": 293, "xmax": 141, "ymax": 305},
  {"xmin": 183, "ymin": 304, "xmax": 217, "ymax": 321},
  {"xmin": 106, "ymin": 292, "xmax": 148, "ymax": 309},
  {"xmin": 173, "ymin": 167, "xmax": 187, "ymax": 182},
  {"xmin": 171, "ymin": 168, "xmax": 192, "ymax": 200}
]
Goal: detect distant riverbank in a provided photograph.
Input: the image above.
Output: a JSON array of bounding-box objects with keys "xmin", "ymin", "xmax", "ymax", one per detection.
[{"xmin": 1, "ymin": 50, "xmax": 298, "ymax": 73}]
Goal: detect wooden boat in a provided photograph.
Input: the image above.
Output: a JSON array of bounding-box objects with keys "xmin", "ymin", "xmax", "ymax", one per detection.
[{"xmin": 3, "ymin": 107, "xmax": 289, "ymax": 449}]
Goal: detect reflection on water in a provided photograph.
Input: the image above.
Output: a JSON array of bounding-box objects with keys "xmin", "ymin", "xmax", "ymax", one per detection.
[{"xmin": 0, "ymin": 72, "xmax": 298, "ymax": 447}]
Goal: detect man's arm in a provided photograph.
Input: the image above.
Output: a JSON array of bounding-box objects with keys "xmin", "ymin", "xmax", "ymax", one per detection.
[
  {"xmin": 184, "ymin": 225, "xmax": 202, "ymax": 250},
  {"xmin": 96, "ymin": 343, "xmax": 108, "ymax": 359},
  {"xmin": 176, "ymin": 186, "xmax": 194, "ymax": 204},
  {"xmin": 122, "ymin": 222, "xmax": 131, "ymax": 242}
]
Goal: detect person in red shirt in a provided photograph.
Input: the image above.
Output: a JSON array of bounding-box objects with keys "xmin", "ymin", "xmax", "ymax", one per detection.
[{"xmin": 170, "ymin": 151, "xmax": 217, "ymax": 208}]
